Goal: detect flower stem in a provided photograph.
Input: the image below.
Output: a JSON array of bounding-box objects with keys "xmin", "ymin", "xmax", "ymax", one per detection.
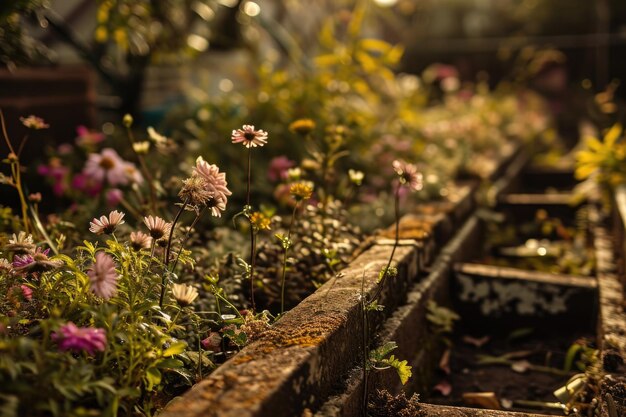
[
  {"xmin": 280, "ymin": 202, "xmax": 299, "ymax": 315},
  {"xmin": 1, "ymin": 111, "xmax": 30, "ymax": 233},
  {"xmin": 245, "ymin": 146, "xmax": 257, "ymax": 311},
  {"xmin": 125, "ymin": 125, "xmax": 158, "ymax": 214},
  {"xmin": 368, "ymin": 182, "xmax": 401, "ymax": 304},
  {"xmin": 160, "ymin": 199, "xmax": 188, "ymax": 308},
  {"xmin": 171, "ymin": 206, "xmax": 206, "ymax": 272}
]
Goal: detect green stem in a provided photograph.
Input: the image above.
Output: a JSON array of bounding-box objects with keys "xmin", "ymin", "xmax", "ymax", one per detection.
[
  {"xmin": 171, "ymin": 206, "xmax": 206, "ymax": 272},
  {"xmin": 280, "ymin": 202, "xmax": 300, "ymax": 315},
  {"xmin": 369, "ymin": 183, "xmax": 401, "ymax": 304},
  {"xmin": 160, "ymin": 199, "xmax": 188, "ymax": 308}
]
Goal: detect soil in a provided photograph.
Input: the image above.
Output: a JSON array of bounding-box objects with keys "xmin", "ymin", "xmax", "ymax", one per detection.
[{"xmin": 425, "ymin": 330, "xmax": 595, "ymax": 415}]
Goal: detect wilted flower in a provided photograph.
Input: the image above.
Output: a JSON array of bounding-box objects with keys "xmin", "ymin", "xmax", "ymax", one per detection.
[
  {"xmin": 250, "ymin": 211, "xmax": 271, "ymax": 231},
  {"xmin": 348, "ymin": 169, "xmax": 364, "ymax": 186},
  {"xmin": 289, "ymin": 182, "xmax": 314, "ymax": 201},
  {"xmin": 84, "ymin": 148, "xmax": 141, "ymax": 186},
  {"xmin": 52, "ymin": 322, "xmax": 107, "ymax": 355},
  {"xmin": 13, "ymin": 247, "xmax": 62, "ymax": 273},
  {"xmin": 89, "ymin": 210, "xmax": 125, "ymax": 235},
  {"xmin": 20, "ymin": 115, "xmax": 49, "ymax": 130},
  {"xmin": 392, "ymin": 160, "xmax": 423, "ymax": 191},
  {"xmin": 6, "ymin": 232, "xmax": 35, "ymax": 254},
  {"xmin": 288, "ymin": 119, "xmax": 316, "ymax": 135},
  {"xmin": 171, "ymin": 283, "xmax": 199, "ymax": 307},
  {"xmin": 0, "ymin": 258, "xmax": 13, "ymax": 274},
  {"xmin": 179, "ymin": 175, "xmax": 213, "ymax": 206},
  {"xmin": 231, "ymin": 125, "xmax": 268, "ymax": 148},
  {"xmin": 129, "ymin": 231, "xmax": 152, "ymax": 251},
  {"xmin": 144, "ymin": 215, "xmax": 171, "ymax": 239},
  {"xmin": 87, "ymin": 252, "xmax": 119, "ymax": 299}
]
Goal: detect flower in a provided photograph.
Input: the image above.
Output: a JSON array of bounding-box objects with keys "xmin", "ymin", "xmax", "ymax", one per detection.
[
  {"xmin": 0, "ymin": 258, "xmax": 13, "ymax": 274},
  {"xmin": 288, "ymin": 119, "xmax": 316, "ymax": 135},
  {"xmin": 89, "ymin": 210, "xmax": 125, "ymax": 235},
  {"xmin": 75, "ymin": 125, "xmax": 104, "ymax": 147},
  {"xmin": 6, "ymin": 232, "xmax": 35, "ymax": 254},
  {"xmin": 52, "ymin": 322, "xmax": 107, "ymax": 355},
  {"xmin": 179, "ymin": 175, "xmax": 213, "ymax": 206},
  {"xmin": 287, "ymin": 168, "xmax": 302, "ymax": 181},
  {"xmin": 106, "ymin": 188, "xmax": 123, "ymax": 206},
  {"xmin": 348, "ymin": 169, "xmax": 364, "ymax": 186},
  {"xmin": 28, "ymin": 192, "xmax": 42, "ymax": 203},
  {"xmin": 20, "ymin": 115, "xmax": 49, "ymax": 130},
  {"xmin": 132, "ymin": 141, "xmax": 150, "ymax": 154},
  {"xmin": 38, "ymin": 158, "xmax": 69, "ymax": 196},
  {"xmin": 129, "ymin": 231, "xmax": 152, "ymax": 251},
  {"xmin": 83, "ymin": 148, "xmax": 142, "ymax": 186},
  {"xmin": 144, "ymin": 215, "xmax": 172, "ymax": 240},
  {"xmin": 289, "ymin": 182, "xmax": 314, "ymax": 201},
  {"xmin": 192, "ymin": 158, "xmax": 232, "ymax": 216},
  {"xmin": 231, "ymin": 125, "xmax": 268, "ymax": 148},
  {"xmin": 123, "ymin": 114, "xmax": 134, "ymax": 128},
  {"xmin": 250, "ymin": 212, "xmax": 271, "ymax": 231},
  {"xmin": 171, "ymin": 283, "xmax": 199, "ymax": 307},
  {"xmin": 267, "ymin": 156, "xmax": 295, "ymax": 182},
  {"xmin": 392, "ymin": 160, "xmax": 423, "ymax": 191},
  {"xmin": 13, "ymin": 247, "xmax": 62, "ymax": 273},
  {"xmin": 147, "ymin": 126, "xmax": 167, "ymax": 145},
  {"xmin": 201, "ymin": 332, "xmax": 222, "ymax": 352},
  {"xmin": 20, "ymin": 285, "xmax": 33, "ymax": 301},
  {"xmin": 87, "ymin": 252, "xmax": 119, "ymax": 299}
]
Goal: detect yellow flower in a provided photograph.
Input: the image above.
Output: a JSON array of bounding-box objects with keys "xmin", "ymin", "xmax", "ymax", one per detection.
[
  {"xmin": 250, "ymin": 212, "xmax": 271, "ymax": 231},
  {"xmin": 289, "ymin": 182, "xmax": 314, "ymax": 201},
  {"xmin": 289, "ymin": 119, "xmax": 316, "ymax": 135},
  {"xmin": 575, "ymin": 124, "xmax": 626, "ymax": 182}
]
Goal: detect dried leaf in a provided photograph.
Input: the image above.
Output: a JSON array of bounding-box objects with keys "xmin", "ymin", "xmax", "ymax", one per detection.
[
  {"xmin": 511, "ymin": 360, "xmax": 531, "ymax": 373},
  {"xmin": 433, "ymin": 380, "xmax": 452, "ymax": 396},
  {"xmin": 462, "ymin": 335, "xmax": 490, "ymax": 348},
  {"xmin": 462, "ymin": 392, "xmax": 501, "ymax": 410}
]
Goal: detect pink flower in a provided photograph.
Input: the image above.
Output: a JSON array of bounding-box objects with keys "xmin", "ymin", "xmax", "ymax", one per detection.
[
  {"xmin": 20, "ymin": 285, "xmax": 33, "ymax": 301},
  {"xmin": 52, "ymin": 322, "xmax": 106, "ymax": 355},
  {"xmin": 75, "ymin": 125, "xmax": 104, "ymax": 147},
  {"xmin": 87, "ymin": 252, "xmax": 119, "ymax": 299},
  {"xmin": 106, "ymin": 188, "xmax": 123, "ymax": 206},
  {"xmin": 193, "ymin": 158, "xmax": 232, "ymax": 216},
  {"xmin": 267, "ymin": 156, "xmax": 295, "ymax": 182},
  {"xmin": 38, "ymin": 160, "xmax": 69, "ymax": 197},
  {"xmin": 89, "ymin": 210, "xmax": 125, "ymax": 235},
  {"xmin": 72, "ymin": 173, "xmax": 103, "ymax": 197},
  {"xmin": 231, "ymin": 125, "xmax": 268, "ymax": 148},
  {"xmin": 392, "ymin": 160, "xmax": 423, "ymax": 192},
  {"xmin": 12, "ymin": 247, "xmax": 62, "ymax": 273},
  {"xmin": 201, "ymin": 332, "xmax": 222, "ymax": 352},
  {"xmin": 83, "ymin": 148, "xmax": 142, "ymax": 187}
]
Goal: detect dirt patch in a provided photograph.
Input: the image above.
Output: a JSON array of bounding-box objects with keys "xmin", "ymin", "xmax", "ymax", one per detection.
[{"xmin": 425, "ymin": 331, "xmax": 595, "ymax": 415}]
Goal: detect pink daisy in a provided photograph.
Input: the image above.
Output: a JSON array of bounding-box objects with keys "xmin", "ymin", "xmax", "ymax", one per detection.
[
  {"xmin": 231, "ymin": 124, "xmax": 268, "ymax": 148},
  {"xmin": 87, "ymin": 252, "xmax": 119, "ymax": 299},
  {"xmin": 392, "ymin": 160, "xmax": 423, "ymax": 192},
  {"xmin": 89, "ymin": 210, "xmax": 125, "ymax": 235}
]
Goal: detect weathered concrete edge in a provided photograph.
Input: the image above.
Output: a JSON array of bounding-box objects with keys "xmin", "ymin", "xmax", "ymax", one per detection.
[
  {"xmin": 161, "ymin": 243, "xmax": 419, "ymax": 417},
  {"xmin": 315, "ymin": 216, "xmax": 483, "ymax": 417},
  {"xmin": 595, "ymin": 205, "xmax": 626, "ymax": 417}
]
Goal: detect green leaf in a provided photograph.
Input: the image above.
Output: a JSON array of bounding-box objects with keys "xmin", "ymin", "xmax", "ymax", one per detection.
[
  {"xmin": 563, "ymin": 343, "xmax": 583, "ymax": 372},
  {"xmin": 144, "ymin": 367, "xmax": 161, "ymax": 391},
  {"xmin": 163, "ymin": 341, "xmax": 187, "ymax": 357},
  {"xmin": 156, "ymin": 358, "xmax": 184, "ymax": 369},
  {"xmin": 370, "ymin": 341, "xmax": 397, "ymax": 362},
  {"xmin": 382, "ymin": 355, "xmax": 412, "ymax": 385}
]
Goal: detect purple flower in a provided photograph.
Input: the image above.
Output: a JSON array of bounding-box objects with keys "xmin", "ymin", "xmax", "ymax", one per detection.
[
  {"xmin": 75, "ymin": 125, "xmax": 104, "ymax": 147},
  {"xmin": 87, "ymin": 252, "xmax": 119, "ymax": 299},
  {"xmin": 53, "ymin": 322, "xmax": 107, "ymax": 355},
  {"xmin": 12, "ymin": 247, "xmax": 62, "ymax": 273}
]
